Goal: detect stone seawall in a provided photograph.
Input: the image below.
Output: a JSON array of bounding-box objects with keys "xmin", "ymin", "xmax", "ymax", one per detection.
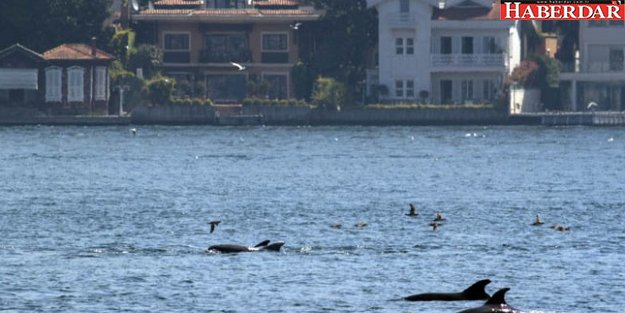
[
  {"xmin": 310, "ymin": 108, "xmax": 508, "ymax": 125},
  {"xmin": 131, "ymin": 105, "xmax": 216, "ymax": 125}
]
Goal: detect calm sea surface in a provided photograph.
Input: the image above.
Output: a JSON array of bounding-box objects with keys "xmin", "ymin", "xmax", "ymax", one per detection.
[{"xmin": 1, "ymin": 125, "xmax": 624, "ymax": 312}]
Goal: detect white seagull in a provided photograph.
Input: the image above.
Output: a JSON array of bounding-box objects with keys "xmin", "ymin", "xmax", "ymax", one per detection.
[
  {"xmin": 587, "ymin": 101, "xmax": 598, "ymax": 111},
  {"xmin": 230, "ymin": 61, "xmax": 246, "ymax": 71},
  {"xmin": 290, "ymin": 22, "xmax": 302, "ymax": 30}
]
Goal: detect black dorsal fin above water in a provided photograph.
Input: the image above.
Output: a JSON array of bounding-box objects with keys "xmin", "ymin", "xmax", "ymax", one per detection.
[
  {"xmin": 485, "ymin": 288, "xmax": 509, "ymax": 305},
  {"xmin": 463, "ymin": 279, "xmax": 492, "ymax": 299},
  {"xmin": 254, "ymin": 240, "xmax": 271, "ymax": 248}
]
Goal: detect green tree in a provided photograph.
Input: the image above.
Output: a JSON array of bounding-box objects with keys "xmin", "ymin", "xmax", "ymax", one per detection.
[
  {"xmin": 0, "ymin": 0, "xmax": 113, "ymax": 52},
  {"xmin": 144, "ymin": 75, "xmax": 176, "ymax": 106},
  {"xmin": 301, "ymin": 0, "xmax": 377, "ymax": 106},
  {"xmin": 312, "ymin": 77, "xmax": 347, "ymax": 110},
  {"xmin": 127, "ymin": 44, "xmax": 163, "ymax": 79}
]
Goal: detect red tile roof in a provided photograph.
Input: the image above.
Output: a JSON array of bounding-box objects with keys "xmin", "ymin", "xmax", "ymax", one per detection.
[
  {"xmin": 43, "ymin": 44, "xmax": 115, "ymax": 61},
  {"xmin": 254, "ymin": 0, "xmax": 299, "ymax": 7},
  {"xmin": 137, "ymin": 8, "xmax": 318, "ymax": 17},
  {"xmin": 154, "ymin": 0, "xmax": 203, "ymax": 7}
]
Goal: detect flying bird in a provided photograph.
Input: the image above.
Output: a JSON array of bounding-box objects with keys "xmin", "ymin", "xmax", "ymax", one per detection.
[
  {"xmin": 290, "ymin": 22, "xmax": 302, "ymax": 30},
  {"xmin": 130, "ymin": 128, "xmax": 137, "ymax": 135},
  {"xmin": 587, "ymin": 101, "xmax": 598, "ymax": 111},
  {"xmin": 532, "ymin": 214, "xmax": 544, "ymax": 226},
  {"xmin": 208, "ymin": 220, "xmax": 221, "ymax": 234},
  {"xmin": 230, "ymin": 61, "xmax": 246, "ymax": 71}
]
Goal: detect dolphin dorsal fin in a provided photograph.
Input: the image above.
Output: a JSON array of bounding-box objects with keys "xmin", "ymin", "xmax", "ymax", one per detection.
[
  {"xmin": 463, "ymin": 279, "xmax": 491, "ymax": 295},
  {"xmin": 486, "ymin": 288, "xmax": 509, "ymax": 305},
  {"xmin": 254, "ymin": 240, "xmax": 270, "ymax": 247}
]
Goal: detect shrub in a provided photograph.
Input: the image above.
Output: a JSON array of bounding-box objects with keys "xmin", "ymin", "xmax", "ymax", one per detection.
[
  {"xmin": 312, "ymin": 77, "xmax": 347, "ymax": 109},
  {"xmin": 144, "ymin": 75, "xmax": 176, "ymax": 106},
  {"xmin": 126, "ymin": 44, "xmax": 162, "ymax": 79}
]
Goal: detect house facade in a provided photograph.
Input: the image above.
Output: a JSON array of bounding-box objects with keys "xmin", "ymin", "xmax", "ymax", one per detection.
[
  {"xmin": 559, "ymin": 21, "xmax": 625, "ymax": 111},
  {"xmin": 132, "ymin": 0, "xmax": 321, "ymax": 102},
  {"xmin": 367, "ymin": 0, "xmax": 521, "ymax": 105},
  {"xmin": 0, "ymin": 42, "xmax": 114, "ymax": 115},
  {"xmin": 0, "ymin": 44, "xmax": 45, "ymax": 110}
]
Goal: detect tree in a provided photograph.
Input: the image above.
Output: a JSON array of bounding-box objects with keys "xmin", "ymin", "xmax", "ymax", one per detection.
[
  {"xmin": 0, "ymin": 0, "xmax": 113, "ymax": 52},
  {"xmin": 300, "ymin": 0, "xmax": 377, "ymax": 106}
]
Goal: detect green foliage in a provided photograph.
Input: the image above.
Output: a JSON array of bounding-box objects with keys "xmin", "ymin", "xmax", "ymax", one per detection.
[
  {"xmin": 110, "ymin": 60, "xmax": 146, "ymax": 111},
  {"xmin": 241, "ymin": 97, "xmax": 308, "ymax": 107},
  {"xmin": 508, "ymin": 55, "xmax": 559, "ymax": 89},
  {"xmin": 299, "ymin": 0, "xmax": 377, "ymax": 106},
  {"xmin": 109, "ymin": 29, "xmax": 136, "ymax": 64},
  {"xmin": 170, "ymin": 98, "xmax": 213, "ymax": 106},
  {"xmin": 144, "ymin": 75, "xmax": 176, "ymax": 106},
  {"xmin": 291, "ymin": 61, "xmax": 313, "ymax": 100},
  {"xmin": 0, "ymin": 0, "xmax": 113, "ymax": 52},
  {"xmin": 312, "ymin": 77, "xmax": 347, "ymax": 109},
  {"xmin": 127, "ymin": 44, "xmax": 162, "ymax": 79}
]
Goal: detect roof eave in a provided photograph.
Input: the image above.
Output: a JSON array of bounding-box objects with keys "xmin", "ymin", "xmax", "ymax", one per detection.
[{"xmin": 133, "ymin": 14, "xmax": 321, "ymax": 21}]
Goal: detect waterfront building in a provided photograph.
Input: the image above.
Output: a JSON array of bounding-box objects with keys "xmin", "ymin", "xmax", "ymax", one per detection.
[
  {"xmin": 0, "ymin": 41, "xmax": 114, "ymax": 115},
  {"xmin": 559, "ymin": 21, "xmax": 625, "ymax": 111},
  {"xmin": 131, "ymin": 0, "xmax": 321, "ymax": 102},
  {"xmin": 366, "ymin": 0, "xmax": 522, "ymax": 105}
]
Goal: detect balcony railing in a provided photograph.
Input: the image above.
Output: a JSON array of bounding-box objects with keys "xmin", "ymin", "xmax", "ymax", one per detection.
[
  {"xmin": 431, "ymin": 54, "xmax": 505, "ymax": 67},
  {"xmin": 163, "ymin": 51, "xmax": 191, "ymax": 64},
  {"xmin": 387, "ymin": 13, "xmax": 416, "ymax": 27},
  {"xmin": 199, "ymin": 49, "xmax": 252, "ymax": 63},
  {"xmin": 561, "ymin": 62, "xmax": 625, "ymax": 73},
  {"xmin": 261, "ymin": 52, "xmax": 289, "ymax": 64}
]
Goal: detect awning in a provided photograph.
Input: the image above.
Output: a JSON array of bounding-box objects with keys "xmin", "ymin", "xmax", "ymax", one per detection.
[{"xmin": 0, "ymin": 68, "xmax": 38, "ymax": 90}]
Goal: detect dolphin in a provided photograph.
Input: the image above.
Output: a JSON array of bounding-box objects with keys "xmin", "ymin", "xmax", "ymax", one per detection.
[
  {"xmin": 457, "ymin": 288, "xmax": 524, "ymax": 313},
  {"xmin": 404, "ymin": 279, "xmax": 491, "ymax": 301},
  {"xmin": 207, "ymin": 240, "xmax": 285, "ymax": 253}
]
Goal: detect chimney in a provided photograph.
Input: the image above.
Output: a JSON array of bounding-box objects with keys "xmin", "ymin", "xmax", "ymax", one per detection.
[{"xmin": 91, "ymin": 37, "xmax": 97, "ymax": 57}]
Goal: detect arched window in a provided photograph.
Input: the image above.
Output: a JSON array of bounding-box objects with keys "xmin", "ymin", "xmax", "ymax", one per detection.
[
  {"xmin": 67, "ymin": 66, "xmax": 84, "ymax": 102},
  {"xmin": 45, "ymin": 66, "xmax": 62, "ymax": 102}
]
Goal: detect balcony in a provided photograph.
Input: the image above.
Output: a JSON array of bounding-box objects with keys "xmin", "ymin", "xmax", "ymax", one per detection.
[
  {"xmin": 387, "ymin": 13, "xmax": 416, "ymax": 28},
  {"xmin": 261, "ymin": 52, "xmax": 289, "ymax": 64},
  {"xmin": 431, "ymin": 54, "xmax": 505, "ymax": 69},
  {"xmin": 163, "ymin": 51, "xmax": 191, "ymax": 64},
  {"xmin": 199, "ymin": 49, "xmax": 252, "ymax": 64}
]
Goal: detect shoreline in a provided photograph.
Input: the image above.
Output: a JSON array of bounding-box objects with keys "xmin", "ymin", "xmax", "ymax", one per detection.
[{"xmin": 2, "ymin": 106, "xmax": 625, "ymax": 126}]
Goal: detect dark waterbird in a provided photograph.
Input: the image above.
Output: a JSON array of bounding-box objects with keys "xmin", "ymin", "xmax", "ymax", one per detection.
[
  {"xmin": 404, "ymin": 279, "xmax": 491, "ymax": 301},
  {"xmin": 207, "ymin": 240, "xmax": 285, "ymax": 253},
  {"xmin": 406, "ymin": 203, "xmax": 418, "ymax": 217},
  {"xmin": 208, "ymin": 220, "xmax": 221, "ymax": 234},
  {"xmin": 457, "ymin": 288, "xmax": 524, "ymax": 313}
]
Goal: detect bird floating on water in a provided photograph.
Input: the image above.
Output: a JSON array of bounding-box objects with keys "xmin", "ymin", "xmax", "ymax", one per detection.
[
  {"xmin": 208, "ymin": 220, "xmax": 221, "ymax": 234},
  {"xmin": 355, "ymin": 222, "xmax": 368, "ymax": 228},
  {"xmin": 406, "ymin": 203, "xmax": 418, "ymax": 217},
  {"xmin": 330, "ymin": 223, "xmax": 342, "ymax": 229},
  {"xmin": 433, "ymin": 212, "xmax": 446, "ymax": 222},
  {"xmin": 430, "ymin": 222, "xmax": 440, "ymax": 231}
]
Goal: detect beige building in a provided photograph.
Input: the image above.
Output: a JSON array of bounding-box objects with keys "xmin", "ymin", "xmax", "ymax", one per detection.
[{"xmin": 132, "ymin": 0, "xmax": 320, "ymax": 102}]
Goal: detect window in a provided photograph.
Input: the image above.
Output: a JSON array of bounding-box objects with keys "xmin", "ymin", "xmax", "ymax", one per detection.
[
  {"xmin": 400, "ymin": 0, "xmax": 410, "ymax": 12},
  {"xmin": 406, "ymin": 38, "xmax": 414, "ymax": 55},
  {"xmin": 461, "ymin": 80, "xmax": 474, "ymax": 102},
  {"xmin": 440, "ymin": 37, "xmax": 452, "ymax": 54},
  {"xmin": 483, "ymin": 80, "xmax": 495, "ymax": 101},
  {"xmin": 394, "ymin": 80, "xmax": 414, "ymax": 98},
  {"xmin": 45, "ymin": 67, "xmax": 62, "ymax": 102},
  {"xmin": 483, "ymin": 36, "xmax": 497, "ymax": 54},
  {"xmin": 396, "ymin": 38, "xmax": 404, "ymax": 55},
  {"xmin": 263, "ymin": 74, "xmax": 288, "ymax": 99},
  {"xmin": 609, "ymin": 48, "xmax": 624, "ymax": 71},
  {"xmin": 406, "ymin": 80, "xmax": 415, "ymax": 98},
  {"xmin": 164, "ymin": 33, "xmax": 190, "ymax": 51},
  {"xmin": 68, "ymin": 67, "xmax": 84, "ymax": 102},
  {"xmin": 262, "ymin": 33, "xmax": 288, "ymax": 51},
  {"xmin": 95, "ymin": 67, "xmax": 107, "ymax": 100},
  {"xmin": 396, "ymin": 38, "xmax": 414, "ymax": 55},
  {"xmin": 462, "ymin": 37, "xmax": 474, "ymax": 54},
  {"xmin": 440, "ymin": 80, "xmax": 452, "ymax": 103},
  {"xmin": 395, "ymin": 80, "xmax": 404, "ymax": 97}
]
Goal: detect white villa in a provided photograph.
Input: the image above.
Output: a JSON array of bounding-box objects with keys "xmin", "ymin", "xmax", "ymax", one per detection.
[
  {"xmin": 367, "ymin": 0, "xmax": 521, "ymax": 105},
  {"xmin": 559, "ymin": 21, "xmax": 625, "ymax": 111}
]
